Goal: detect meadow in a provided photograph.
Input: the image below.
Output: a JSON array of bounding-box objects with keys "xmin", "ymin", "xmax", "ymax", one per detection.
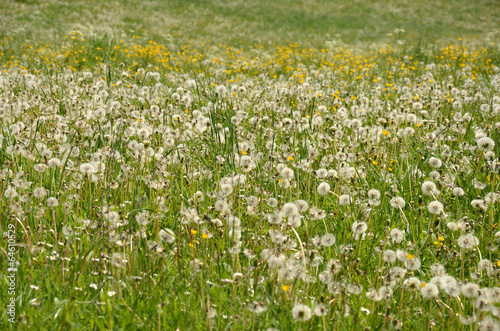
[{"xmin": 1, "ymin": 0, "xmax": 500, "ymax": 330}]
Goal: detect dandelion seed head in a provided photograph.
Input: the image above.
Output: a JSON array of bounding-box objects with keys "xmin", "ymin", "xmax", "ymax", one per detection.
[
  {"xmin": 367, "ymin": 189, "xmax": 381, "ymax": 200},
  {"xmin": 427, "ymin": 200, "xmax": 444, "ymax": 215},
  {"xmin": 421, "ymin": 181, "xmax": 437, "ymax": 196},
  {"xmin": 79, "ymin": 162, "xmax": 95, "ymax": 175},
  {"xmin": 292, "ymin": 304, "xmax": 312, "ymax": 321},
  {"xmin": 321, "ymin": 233, "xmax": 336, "ymax": 247},
  {"xmin": 390, "ymin": 197, "xmax": 405, "ymax": 208},
  {"xmin": 339, "ymin": 194, "xmax": 351, "ymax": 205},
  {"xmin": 429, "ymin": 157, "xmax": 442, "ymax": 169},
  {"xmin": 421, "ymin": 283, "xmax": 439, "ymax": 298},
  {"xmin": 477, "ymin": 137, "xmax": 495, "ymax": 151},
  {"xmin": 317, "ymin": 182, "xmax": 330, "ymax": 196},
  {"xmin": 48, "ymin": 158, "xmax": 61, "ymax": 168},
  {"xmin": 457, "ymin": 233, "xmax": 479, "ymax": 250},
  {"xmin": 47, "ymin": 197, "xmax": 59, "ymax": 208},
  {"xmin": 294, "ymin": 199, "xmax": 309, "ymax": 212}
]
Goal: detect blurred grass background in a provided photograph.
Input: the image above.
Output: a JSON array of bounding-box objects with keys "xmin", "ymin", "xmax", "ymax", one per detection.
[{"xmin": 1, "ymin": 0, "xmax": 499, "ymax": 49}]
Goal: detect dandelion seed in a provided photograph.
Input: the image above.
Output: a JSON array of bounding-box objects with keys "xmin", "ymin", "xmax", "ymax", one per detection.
[
  {"xmin": 321, "ymin": 233, "xmax": 336, "ymax": 247},
  {"xmin": 136, "ymin": 211, "xmax": 150, "ymax": 226},
  {"xmin": 247, "ymin": 301, "xmax": 267, "ymax": 314},
  {"xmin": 281, "ymin": 167, "xmax": 294, "ymax": 180},
  {"xmin": 314, "ymin": 303, "xmax": 327, "ymax": 317},
  {"xmin": 457, "ymin": 234, "xmax": 479, "ymax": 250},
  {"xmin": 429, "ymin": 171, "xmax": 440, "ymax": 181},
  {"xmin": 459, "ymin": 315, "xmax": 477, "ymax": 326},
  {"xmin": 352, "ymin": 221, "xmax": 368, "ymax": 235},
  {"xmin": 282, "ymin": 202, "xmax": 298, "ymax": 217},
  {"xmin": 294, "ymin": 199, "xmax": 309, "ymax": 212},
  {"xmin": 34, "ymin": 164, "xmax": 47, "ymax": 173},
  {"xmin": 452, "ymin": 187, "xmax": 465, "ymax": 197},
  {"xmin": 45, "ymin": 156, "xmax": 61, "ymax": 168},
  {"xmin": 47, "ymin": 197, "xmax": 59, "ymax": 208},
  {"xmin": 79, "ymin": 162, "xmax": 95, "ymax": 174},
  {"xmin": 390, "ymin": 197, "xmax": 406, "ymax": 209},
  {"xmin": 317, "ymin": 182, "xmax": 330, "ymax": 196},
  {"xmin": 428, "ymin": 157, "xmax": 442, "ymax": 169},
  {"xmin": 214, "ymin": 200, "xmax": 229, "ymax": 212},
  {"xmin": 111, "ymin": 252, "xmax": 126, "ymax": 268},
  {"xmin": 404, "ymin": 256, "xmax": 421, "ymax": 271},
  {"xmin": 390, "ymin": 228, "xmax": 405, "ymax": 244},
  {"xmin": 427, "ymin": 201, "xmax": 444, "ymax": 215},
  {"xmin": 4, "ymin": 186, "xmax": 18, "ymax": 199},
  {"xmin": 421, "ymin": 283, "xmax": 439, "ymax": 298},
  {"xmin": 404, "ymin": 277, "xmax": 421, "ymax": 290},
  {"xmin": 292, "ymin": 304, "xmax": 312, "ymax": 321},
  {"xmin": 485, "ymin": 192, "xmax": 500, "ymax": 205},
  {"xmin": 159, "ymin": 228, "xmax": 176, "ymax": 244},
  {"xmin": 367, "ymin": 189, "xmax": 381, "ymax": 200},
  {"xmin": 421, "ymin": 181, "xmax": 437, "ymax": 196},
  {"xmin": 316, "ymin": 168, "xmax": 328, "ymax": 178},
  {"xmin": 477, "ymin": 137, "xmax": 495, "ymax": 151},
  {"xmin": 461, "ymin": 283, "xmax": 480, "ymax": 298},
  {"xmin": 378, "ymin": 286, "xmax": 393, "ymax": 299},
  {"xmin": 382, "ymin": 249, "xmax": 397, "ymax": 263},
  {"xmin": 339, "ymin": 194, "xmax": 352, "ymax": 205},
  {"xmin": 413, "ymin": 102, "xmax": 423, "ymax": 110},
  {"xmin": 366, "ymin": 288, "xmax": 381, "ymax": 301}
]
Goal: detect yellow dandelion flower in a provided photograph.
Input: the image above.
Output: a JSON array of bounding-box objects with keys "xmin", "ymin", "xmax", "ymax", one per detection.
[
  {"xmin": 282, "ymin": 285, "xmax": 290, "ymax": 292},
  {"xmin": 191, "ymin": 229, "xmax": 198, "ymax": 235},
  {"xmin": 382, "ymin": 130, "xmax": 390, "ymax": 136}
]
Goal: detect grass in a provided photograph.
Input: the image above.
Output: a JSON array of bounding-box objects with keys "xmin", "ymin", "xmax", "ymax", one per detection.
[
  {"xmin": 0, "ymin": 0, "xmax": 500, "ymax": 330},
  {"xmin": 2, "ymin": 0, "xmax": 500, "ymax": 49}
]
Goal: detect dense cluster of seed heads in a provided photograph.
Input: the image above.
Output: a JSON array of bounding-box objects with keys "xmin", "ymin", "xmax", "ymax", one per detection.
[{"xmin": 1, "ymin": 37, "xmax": 500, "ymax": 329}]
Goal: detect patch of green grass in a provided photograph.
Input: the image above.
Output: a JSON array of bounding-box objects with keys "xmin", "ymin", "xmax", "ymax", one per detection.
[{"xmin": 1, "ymin": 0, "xmax": 500, "ymax": 50}]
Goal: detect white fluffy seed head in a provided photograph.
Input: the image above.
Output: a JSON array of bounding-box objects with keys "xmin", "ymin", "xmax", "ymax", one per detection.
[
  {"xmin": 390, "ymin": 197, "xmax": 405, "ymax": 208},
  {"xmin": 421, "ymin": 181, "xmax": 436, "ymax": 196},
  {"xmin": 292, "ymin": 304, "xmax": 312, "ymax": 321},
  {"xmin": 421, "ymin": 283, "xmax": 439, "ymax": 298},
  {"xmin": 428, "ymin": 157, "xmax": 442, "ymax": 169},
  {"xmin": 48, "ymin": 158, "xmax": 61, "ymax": 168},
  {"xmin": 477, "ymin": 137, "xmax": 495, "ymax": 151},
  {"xmin": 452, "ymin": 187, "xmax": 465, "ymax": 197},
  {"xmin": 427, "ymin": 200, "xmax": 444, "ymax": 215},
  {"xmin": 367, "ymin": 189, "xmax": 381, "ymax": 200},
  {"xmin": 339, "ymin": 194, "xmax": 351, "ymax": 205},
  {"xmin": 281, "ymin": 167, "xmax": 294, "ymax": 180},
  {"xmin": 317, "ymin": 182, "xmax": 330, "ymax": 196},
  {"xmin": 79, "ymin": 162, "xmax": 96, "ymax": 175}
]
